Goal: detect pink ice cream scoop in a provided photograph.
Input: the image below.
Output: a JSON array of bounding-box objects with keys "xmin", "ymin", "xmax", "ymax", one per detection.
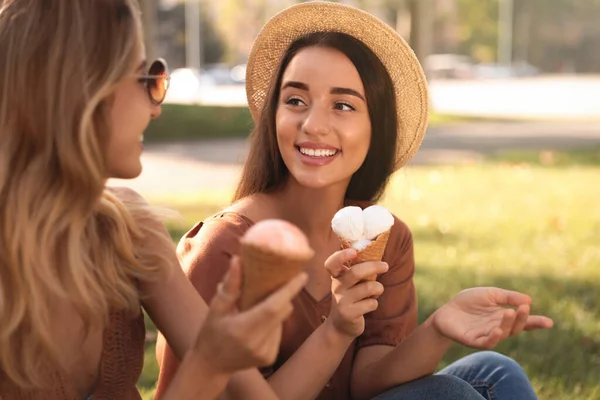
[
  {"xmin": 241, "ymin": 219, "xmax": 314, "ymax": 259},
  {"xmin": 239, "ymin": 219, "xmax": 314, "ymax": 310}
]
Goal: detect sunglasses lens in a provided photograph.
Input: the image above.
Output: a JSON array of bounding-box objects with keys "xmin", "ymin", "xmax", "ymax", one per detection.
[{"xmin": 147, "ymin": 60, "xmax": 169, "ymax": 104}]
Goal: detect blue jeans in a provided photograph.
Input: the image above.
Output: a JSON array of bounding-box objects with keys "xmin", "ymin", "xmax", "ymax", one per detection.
[{"xmin": 372, "ymin": 351, "xmax": 537, "ymax": 400}]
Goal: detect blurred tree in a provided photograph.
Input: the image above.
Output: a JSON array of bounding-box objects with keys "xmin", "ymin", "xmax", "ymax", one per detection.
[
  {"xmin": 454, "ymin": 0, "xmax": 498, "ymax": 63},
  {"xmin": 140, "ymin": 0, "xmax": 158, "ymax": 60},
  {"xmin": 150, "ymin": 0, "xmax": 600, "ymax": 73},
  {"xmin": 407, "ymin": 0, "xmax": 434, "ymax": 65},
  {"xmin": 156, "ymin": 2, "xmax": 225, "ymax": 69},
  {"xmin": 442, "ymin": 0, "xmax": 600, "ymax": 72},
  {"xmin": 216, "ymin": 0, "xmax": 268, "ymax": 63},
  {"xmin": 520, "ymin": 0, "xmax": 600, "ymax": 72}
]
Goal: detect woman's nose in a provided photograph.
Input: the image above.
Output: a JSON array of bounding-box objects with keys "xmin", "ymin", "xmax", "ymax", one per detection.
[{"xmin": 302, "ymin": 105, "xmax": 331, "ymax": 136}]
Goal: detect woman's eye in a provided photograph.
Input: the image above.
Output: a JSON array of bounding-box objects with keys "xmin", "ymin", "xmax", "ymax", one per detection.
[
  {"xmin": 335, "ymin": 102, "xmax": 355, "ymax": 111},
  {"xmin": 284, "ymin": 97, "xmax": 305, "ymax": 106}
]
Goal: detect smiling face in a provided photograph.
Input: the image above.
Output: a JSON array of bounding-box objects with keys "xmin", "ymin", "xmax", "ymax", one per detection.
[
  {"xmin": 106, "ymin": 46, "xmax": 163, "ymax": 179},
  {"xmin": 275, "ymin": 46, "xmax": 371, "ymax": 190}
]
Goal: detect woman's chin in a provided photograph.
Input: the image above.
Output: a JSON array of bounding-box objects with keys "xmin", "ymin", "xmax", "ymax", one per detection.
[
  {"xmin": 289, "ymin": 171, "xmax": 347, "ymax": 191},
  {"xmin": 107, "ymin": 164, "xmax": 143, "ymax": 180}
]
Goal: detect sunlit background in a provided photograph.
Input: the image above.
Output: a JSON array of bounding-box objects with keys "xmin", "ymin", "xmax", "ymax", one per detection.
[{"xmin": 113, "ymin": 1, "xmax": 600, "ymax": 399}]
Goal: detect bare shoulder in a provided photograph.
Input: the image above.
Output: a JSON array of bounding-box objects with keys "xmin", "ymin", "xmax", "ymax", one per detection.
[{"xmin": 224, "ymin": 194, "xmax": 278, "ymax": 223}]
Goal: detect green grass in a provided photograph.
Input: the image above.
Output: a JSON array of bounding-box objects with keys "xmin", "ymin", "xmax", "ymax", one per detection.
[
  {"xmin": 490, "ymin": 147, "xmax": 600, "ymax": 167},
  {"xmin": 138, "ymin": 154, "xmax": 600, "ymax": 399}
]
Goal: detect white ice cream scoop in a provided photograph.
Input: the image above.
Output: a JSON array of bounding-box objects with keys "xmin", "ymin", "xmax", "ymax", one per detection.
[
  {"xmin": 362, "ymin": 205, "xmax": 394, "ymax": 240},
  {"xmin": 331, "ymin": 206, "xmax": 364, "ymax": 241},
  {"xmin": 351, "ymin": 239, "xmax": 373, "ymax": 251}
]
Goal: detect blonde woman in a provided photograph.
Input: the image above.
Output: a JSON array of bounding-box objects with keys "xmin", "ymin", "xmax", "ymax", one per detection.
[{"xmin": 0, "ymin": 1, "xmax": 306, "ymax": 399}]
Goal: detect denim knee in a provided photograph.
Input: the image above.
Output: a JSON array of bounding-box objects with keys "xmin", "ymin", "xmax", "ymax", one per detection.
[
  {"xmin": 372, "ymin": 374, "xmax": 484, "ymax": 400},
  {"xmin": 438, "ymin": 351, "xmax": 537, "ymax": 400},
  {"xmin": 465, "ymin": 351, "xmax": 528, "ymax": 379}
]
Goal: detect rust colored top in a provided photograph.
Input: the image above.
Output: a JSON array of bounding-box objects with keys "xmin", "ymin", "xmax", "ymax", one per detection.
[
  {"xmin": 157, "ymin": 201, "xmax": 417, "ymax": 400},
  {"xmin": 0, "ymin": 309, "xmax": 145, "ymax": 400}
]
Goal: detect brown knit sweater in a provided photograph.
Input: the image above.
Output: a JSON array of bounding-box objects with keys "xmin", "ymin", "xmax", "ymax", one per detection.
[{"xmin": 0, "ymin": 309, "xmax": 145, "ymax": 400}]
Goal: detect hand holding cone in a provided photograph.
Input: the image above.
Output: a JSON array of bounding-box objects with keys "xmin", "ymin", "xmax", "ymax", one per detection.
[{"xmin": 331, "ymin": 205, "xmax": 394, "ymax": 280}]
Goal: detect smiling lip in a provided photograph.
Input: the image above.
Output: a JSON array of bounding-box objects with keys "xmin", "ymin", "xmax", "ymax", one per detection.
[
  {"xmin": 295, "ymin": 141, "xmax": 340, "ymax": 150},
  {"xmin": 295, "ymin": 142, "xmax": 340, "ymax": 167}
]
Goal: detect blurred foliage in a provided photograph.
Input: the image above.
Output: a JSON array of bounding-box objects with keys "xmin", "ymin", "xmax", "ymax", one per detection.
[
  {"xmin": 156, "ymin": 2, "xmax": 226, "ymax": 69},
  {"xmin": 490, "ymin": 147, "xmax": 600, "ymax": 167},
  {"xmin": 148, "ymin": 0, "xmax": 600, "ymax": 72},
  {"xmin": 437, "ymin": 0, "xmax": 600, "ymax": 71},
  {"xmin": 144, "ymin": 104, "xmax": 253, "ymax": 141}
]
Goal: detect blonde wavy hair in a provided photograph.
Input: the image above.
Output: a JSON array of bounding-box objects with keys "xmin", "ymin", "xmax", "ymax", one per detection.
[{"xmin": 0, "ymin": 0, "xmax": 169, "ymax": 389}]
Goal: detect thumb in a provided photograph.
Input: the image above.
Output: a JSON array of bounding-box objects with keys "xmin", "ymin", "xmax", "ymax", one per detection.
[{"xmin": 208, "ymin": 256, "xmax": 243, "ymax": 316}]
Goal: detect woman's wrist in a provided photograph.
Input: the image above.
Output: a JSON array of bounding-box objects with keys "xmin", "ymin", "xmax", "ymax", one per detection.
[
  {"xmin": 165, "ymin": 351, "xmax": 232, "ymax": 400},
  {"xmin": 322, "ymin": 318, "xmax": 357, "ymax": 349},
  {"xmin": 425, "ymin": 311, "xmax": 454, "ymax": 347}
]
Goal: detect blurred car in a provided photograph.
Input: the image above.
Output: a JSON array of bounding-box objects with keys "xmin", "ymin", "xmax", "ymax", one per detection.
[
  {"xmin": 472, "ymin": 62, "xmax": 540, "ymax": 79},
  {"xmin": 424, "ymin": 54, "xmax": 475, "ymax": 80},
  {"xmin": 203, "ymin": 63, "xmax": 238, "ymax": 85},
  {"xmin": 166, "ymin": 67, "xmax": 215, "ymax": 102}
]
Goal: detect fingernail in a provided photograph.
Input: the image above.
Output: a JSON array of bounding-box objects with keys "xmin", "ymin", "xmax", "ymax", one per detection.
[{"xmin": 382, "ymin": 262, "xmax": 389, "ymax": 271}]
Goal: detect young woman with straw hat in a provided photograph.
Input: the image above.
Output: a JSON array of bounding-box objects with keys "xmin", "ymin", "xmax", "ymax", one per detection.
[
  {"xmin": 0, "ymin": 1, "xmax": 308, "ymax": 399},
  {"xmin": 156, "ymin": 2, "xmax": 554, "ymax": 399}
]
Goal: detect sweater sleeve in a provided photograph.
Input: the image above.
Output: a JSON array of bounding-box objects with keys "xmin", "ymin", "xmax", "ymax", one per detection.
[{"xmin": 154, "ymin": 213, "xmax": 252, "ymax": 399}]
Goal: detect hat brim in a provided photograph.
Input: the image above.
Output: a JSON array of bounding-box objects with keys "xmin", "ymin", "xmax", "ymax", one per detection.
[{"xmin": 245, "ymin": 1, "xmax": 429, "ymax": 169}]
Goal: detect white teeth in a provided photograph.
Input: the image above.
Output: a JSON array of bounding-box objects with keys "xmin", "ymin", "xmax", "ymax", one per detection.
[{"xmin": 299, "ymin": 147, "xmax": 337, "ymax": 157}]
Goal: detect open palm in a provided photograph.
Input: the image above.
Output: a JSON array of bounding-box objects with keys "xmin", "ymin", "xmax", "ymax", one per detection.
[{"xmin": 432, "ymin": 287, "xmax": 554, "ymax": 349}]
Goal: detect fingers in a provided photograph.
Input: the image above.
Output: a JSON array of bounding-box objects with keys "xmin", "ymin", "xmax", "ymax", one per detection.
[
  {"xmin": 324, "ymin": 248, "xmax": 356, "ymax": 278},
  {"xmin": 510, "ymin": 304, "xmax": 530, "ymax": 336},
  {"xmin": 246, "ymin": 272, "xmax": 308, "ymax": 324},
  {"xmin": 479, "ymin": 327, "xmax": 503, "ymax": 349},
  {"xmin": 336, "ymin": 261, "xmax": 389, "ymax": 290},
  {"xmin": 263, "ymin": 272, "xmax": 308, "ymax": 308},
  {"xmin": 489, "ymin": 288, "xmax": 532, "ymax": 308},
  {"xmin": 523, "ymin": 315, "xmax": 554, "ymax": 331},
  {"xmin": 222, "ymin": 256, "xmax": 243, "ymax": 296},
  {"xmin": 344, "ymin": 298, "xmax": 379, "ymax": 319},
  {"xmin": 209, "ymin": 256, "xmax": 243, "ymax": 315},
  {"xmin": 339, "ymin": 280, "xmax": 384, "ymax": 304},
  {"xmin": 497, "ymin": 308, "xmax": 516, "ymax": 341}
]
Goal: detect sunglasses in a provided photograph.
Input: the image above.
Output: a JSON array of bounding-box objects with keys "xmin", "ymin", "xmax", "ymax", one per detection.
[{"xmin": 137, "ymin": 58, "xmax": 170, "ymax": 105}]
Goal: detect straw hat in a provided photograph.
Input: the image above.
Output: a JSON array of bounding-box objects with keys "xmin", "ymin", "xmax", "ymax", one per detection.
[{"xmin": 245, "ymin": 1, "xmax": 429, "ymax": 169}]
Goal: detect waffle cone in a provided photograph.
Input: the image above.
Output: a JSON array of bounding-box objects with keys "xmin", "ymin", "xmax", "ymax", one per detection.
[
  {"xmin": 340, "ymin": 229, "xmax": 391, "ymax": 281},
  {"xmin": 239, "ymin": 242, "xmax": 312, "ymax": 310}
]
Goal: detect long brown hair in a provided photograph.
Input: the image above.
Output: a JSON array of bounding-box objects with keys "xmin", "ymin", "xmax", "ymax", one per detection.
[
  {"xmin": 0, "ymin": 0, "xmax": 167, "ymax": 389},
  {"xmin": 234, "ymin": 31, "xmax": 398, "ymax": 202}
]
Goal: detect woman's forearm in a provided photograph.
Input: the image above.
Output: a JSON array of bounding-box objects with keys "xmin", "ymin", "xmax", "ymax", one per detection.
[
  {"xmin": 352, "ymin": 316, "xmax": 453, "ymax": 400},
  {"xmin": 219, "ymin": 369, "xmax": 280, "ymax": 400},
  {"xmin": 161, "ymin": 353, "xmax": 231, "ymax": 400},
  {"xmin": 267, "ymin": 321, "xmax": 354, "ymax": 400}
]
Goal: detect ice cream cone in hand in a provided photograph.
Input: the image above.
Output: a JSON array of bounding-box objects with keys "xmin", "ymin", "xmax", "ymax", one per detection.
[
  {"xmin": 239, "ymin": 219, "xmax": 314, "ymax": 310},
  {"xmin": 331, "ymin": 205, "xmax": 394, "ymax": 281}
]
